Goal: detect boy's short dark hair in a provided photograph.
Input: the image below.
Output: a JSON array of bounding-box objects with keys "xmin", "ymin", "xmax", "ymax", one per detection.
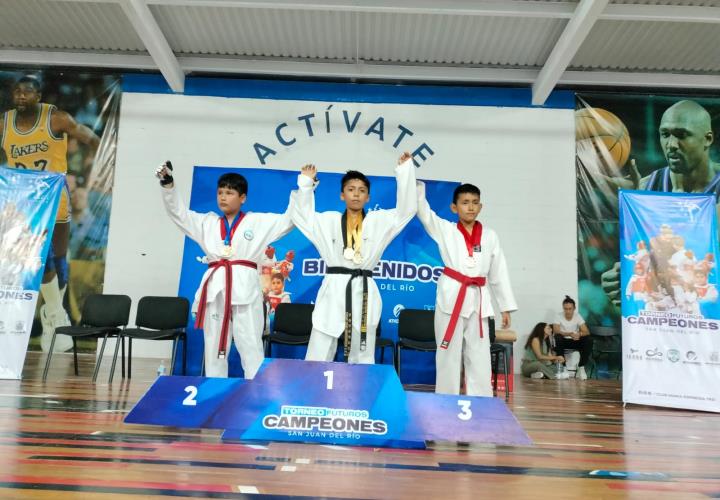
[
  {"xmin": 15, "ymin": 75, "xmax": 41, "ymax": 92},
  {"xmin": 217, "ymin": 173, "xmax": 248, "ymax": 196},
  {"xmin": 341, "ymin": 170, "xmax": 370, "ymax": 193},
  {"xmin": 271, "ymin": 272, "xmax": 284, "ymax": 282},
  {"xmin": 452, "ymin": 183, "xmax": 480, "ymax": 204}
]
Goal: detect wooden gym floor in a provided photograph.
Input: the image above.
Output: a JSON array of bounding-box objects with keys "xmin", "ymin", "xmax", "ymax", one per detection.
[{"xmin": 0, "ymin": 352, "xmax": 718, "ymax": 499}]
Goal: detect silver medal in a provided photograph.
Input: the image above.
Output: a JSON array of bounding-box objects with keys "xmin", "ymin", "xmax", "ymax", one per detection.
[{"xmin": 344, "ymin": 247, "xmax": 355, "ymax": 261}]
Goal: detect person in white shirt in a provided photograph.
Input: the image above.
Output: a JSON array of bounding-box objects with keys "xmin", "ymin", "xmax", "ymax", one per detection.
[
  {"xmin": 417, "ymin": 181, "xmax": 517, "ymax": 397},
  {"xmin": 291, "ymin": 153, "xmax": 417, "ymax": 364},
  {"xmin": 552, "ymin": 295, "xmax": 592, "ymax": 380},
  {"xmin": 156, "ymin": 162, "xmax": 294, "ymax": 379}
]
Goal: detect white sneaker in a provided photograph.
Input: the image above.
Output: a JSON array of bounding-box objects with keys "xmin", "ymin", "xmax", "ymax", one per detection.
[
  {"xmin": 40, "ymin": 305, "xmax": 74, "ymax": 353},
  {"xmin": 576, "ymin": 366, "xmax": 588, "ymax": 380},
  {"xmin": 530, "ymin": 371, "xmax": 544, "ymax": 379},
  {"xmin": 564, "ymin": 350, "xmax": 581, "ymax": 371}
]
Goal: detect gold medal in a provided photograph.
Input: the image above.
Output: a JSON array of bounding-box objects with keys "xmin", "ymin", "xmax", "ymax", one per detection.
[
  {"xmin": 353, "ymin": 252, "xmax": 363, "ymax": 265},
  {"xmin": 222, "ymin": 245, "xmax": 233, "ymax": 257},
  {"xmin": 344, "ymin": 247, "xmax": 355, "ymax": 261}
]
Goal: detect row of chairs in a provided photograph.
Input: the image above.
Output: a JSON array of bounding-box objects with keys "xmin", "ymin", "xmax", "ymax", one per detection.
[
  {"xmin": 42, "ymin": 295, "xmax": 510, "ymax": 399},
  {"xmin": 266, "ymin": 304, "xmax": 511, "ymax": 400},
  {"xmin": 42, "ymin": 294, "xmax": 189, "ymax": 383},
  {"xmin": 264, "ymin": 303, "xmax": 396, "ymax": 363}
]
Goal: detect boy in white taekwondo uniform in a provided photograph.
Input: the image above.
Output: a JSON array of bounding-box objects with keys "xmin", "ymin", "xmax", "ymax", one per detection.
[
  {"xmin": 417, "ymin": 181, "xmax": 517, "ymax": 396},
  {"xmin": 292, "ymin": 152, "xmax": 417, "ymax": 363},
  {"xmin": 156, "ymin": 162, "xmax": 294, "ymax": 378}
]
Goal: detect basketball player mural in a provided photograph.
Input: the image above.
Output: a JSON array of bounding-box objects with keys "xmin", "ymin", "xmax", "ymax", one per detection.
[
  {"xmin": 0, "ymin": 75, "xmax": 100, "ymax": 352},
  {"xmin": 585, "ymin": 100, "xmax": 720, "ymax": 310}
]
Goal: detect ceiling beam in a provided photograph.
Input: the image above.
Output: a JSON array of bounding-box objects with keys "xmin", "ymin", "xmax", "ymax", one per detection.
[
  {"xmin": 139, "ymin": 0, "xmax": 720, "ymax": 23},
  {"xmin": 531, "ymin": 0, "xmax": 609, "ymax": 106},
  {"xmin": 602, "ymin": 4, "xmax": 720, "ymax": 24},
  {"xmin": 0, "ymin": 49, "xmax": 158, "ymax": 69},
  {"xmin": 118, "ymin": 0, "xmax": 185, "ymax": 92},
  {"xmin": 4, "ymin": 49, "xmax": 720, "ymax": 92},
  {"xmin": 48, "ymin": 0, "xmax": 720, "ymax": 23},
  {"xmin": 142, "ymin": 0, "xmax": 576, "ymax": 17}
]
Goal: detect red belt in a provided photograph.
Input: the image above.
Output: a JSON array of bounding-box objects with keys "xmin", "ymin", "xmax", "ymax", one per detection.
[
  {"xmin": 195, "ymin": 259, "xmax": 257, "ymax": 358},
  {"xmin": 440, "ymin": 267, "xmax": 486, "ymax": 349}
]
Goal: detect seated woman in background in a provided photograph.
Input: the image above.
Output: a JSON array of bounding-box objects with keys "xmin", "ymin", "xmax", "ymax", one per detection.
[
  {"xmin": 553, "ymin": 295, "xmax": 592, "ymax": 380},
  {"xmin": 521, "ymin": 322, "xmax": 566, "ymax": 379}
]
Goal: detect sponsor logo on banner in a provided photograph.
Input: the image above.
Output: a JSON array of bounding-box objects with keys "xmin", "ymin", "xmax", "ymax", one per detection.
[
  {"xmin": 645, "ymin": 347, "xmax": 663, "ymax": 360},
  {"xmin": 388, "ymin": 304, "xmax": 405, "ymax": 324},
  {"xmin": 626, "ymin": 348, "xmax": 642, "ymax": 361}
]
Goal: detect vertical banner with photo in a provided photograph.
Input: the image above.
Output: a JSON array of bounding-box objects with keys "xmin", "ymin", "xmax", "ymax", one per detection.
[
  {"xmin": 0, "ymin": 168, "xmax": 64, "ymax": 378},
  {"xmin": 576, "ymin": 93, "xmax": 720, "ymax": 375},
  {"xmin": 0, "ymin": 70, "xmax": 121, "ymax": 356},
  {"xmin": 177, "ymin": 166, "xmax": 457, "ymax": 380},
  {"xmin": 620, "ymin": 190, "xmax": 720, "ymax": 412}
]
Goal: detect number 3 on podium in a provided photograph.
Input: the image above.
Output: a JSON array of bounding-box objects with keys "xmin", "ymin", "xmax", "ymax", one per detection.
[
  {"xmin": 183, "ymin": 385, "xmax": 198, "ymax": 406},
  {"xmin": 457, "ymin": 400, "xmax": 472, "ymax": 420}
]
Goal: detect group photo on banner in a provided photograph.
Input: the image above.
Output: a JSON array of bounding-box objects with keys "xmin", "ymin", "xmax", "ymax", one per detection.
[{"xmin": 0, "ymin": 70, "xmax": 120, "ymax": 378}]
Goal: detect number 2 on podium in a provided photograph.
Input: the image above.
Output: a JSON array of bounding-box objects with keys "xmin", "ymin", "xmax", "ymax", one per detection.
[
  {"xmin": 183, "ymin": 385, "xmax": 198, "ymax": 406},
  {"xmin": 323, "ymin": 370, "xmax": 334, "ymax": 390}
]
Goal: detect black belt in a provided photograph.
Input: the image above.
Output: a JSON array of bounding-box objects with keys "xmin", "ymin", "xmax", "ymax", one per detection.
[{"xmin": 326, "ymin": 266, "xmax": 373, "ymax": 360}]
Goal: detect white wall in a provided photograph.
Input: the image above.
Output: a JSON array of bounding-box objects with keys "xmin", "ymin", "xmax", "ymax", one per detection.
[{"xmin": 105, "ymin": 91, "xmax": 577, "ymax": 370}]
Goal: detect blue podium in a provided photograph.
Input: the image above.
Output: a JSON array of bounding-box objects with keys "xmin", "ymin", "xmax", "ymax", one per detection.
[{"xmin": 125, "ymin": 359, "xmax": 531, "ymax": 448}]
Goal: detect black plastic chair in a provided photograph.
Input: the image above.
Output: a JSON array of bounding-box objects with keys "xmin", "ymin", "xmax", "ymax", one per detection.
[
  {"xmin": 590, "ymin": 325, "xmax": 622, "ymax": 379},
  {"xmin": 396, "ymin": 309, "xmax": 436, "ymax": 378},
  {"xmin": 335, "ymin": 322, "xmax": 396, "ymax": 366},
  {"xmin": 374, "ymin": 323, "xmax": 396, "ymax": 368},
  {"xmin": 490, "ymin": 343, "xmax": 510, "ymax": 401},
  {"xmin": 488, "ymin": 317, "xmax": 511, "ymax": 401},
  {"xmin": 43, "ymin": 294, "xmax": 131, "ymax": 383},
  {"xmin": 264, "ymin": 303, "xmax": 314, "ymax": 357},
  {"xmin": 119, "ymin": 296, "xmax": 190, "ymax": 378}
]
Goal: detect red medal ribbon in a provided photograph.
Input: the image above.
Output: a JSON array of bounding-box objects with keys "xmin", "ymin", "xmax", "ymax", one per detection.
[{"xmin": 457, "ymin": 221, "xmax": 482, "ymax": 257}]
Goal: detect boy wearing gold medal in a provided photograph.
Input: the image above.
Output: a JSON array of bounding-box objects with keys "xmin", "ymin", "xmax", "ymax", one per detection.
[
  {"xmin": 292, "ymin": 152, "xmax": 417, "ymax": 364},
  {"xmin": 156, "ymin": 162, "xmax": 294, "ymax": 378},
  {"xmin": 417, "ymin": 182, "xmax": 517, "ymax": 396}
]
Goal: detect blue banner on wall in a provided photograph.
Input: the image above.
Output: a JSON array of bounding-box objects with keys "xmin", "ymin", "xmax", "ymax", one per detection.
[
  {"xmin": 176, "ymin": 166, "xmax": 458, "ymax": 382},
  {"xmin": 620, "ymin": 190, "xmax": 720, "ymax": 412},
  {"xmin": 0, "ymin": 167, "xmax": 65, "ymax": 379}
]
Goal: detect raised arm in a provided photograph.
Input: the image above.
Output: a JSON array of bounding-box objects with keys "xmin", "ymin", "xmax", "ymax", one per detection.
[
  {"xmin": 290, "ymin": 164, "xmax": 322, "ymax": 241},
  {"xmin": 260, "ymin": 187, "xmax": 297, "ymax": 244},
  {"xmin": 390, "ymin": 152, "xmax": 418, "ymax": 235},
  {"xmin": 155, "ymin": 161, "xmax": 206, "ymax": 242},
  {"xmin": 416, "ymin": 180, "xmax": 447, "ymax": 241}
]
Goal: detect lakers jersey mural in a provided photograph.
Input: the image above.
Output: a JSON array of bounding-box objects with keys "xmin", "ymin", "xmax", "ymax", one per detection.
[{"xmin": 0, "ymin": 71, "xmax": 120, "ymax": 356}]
